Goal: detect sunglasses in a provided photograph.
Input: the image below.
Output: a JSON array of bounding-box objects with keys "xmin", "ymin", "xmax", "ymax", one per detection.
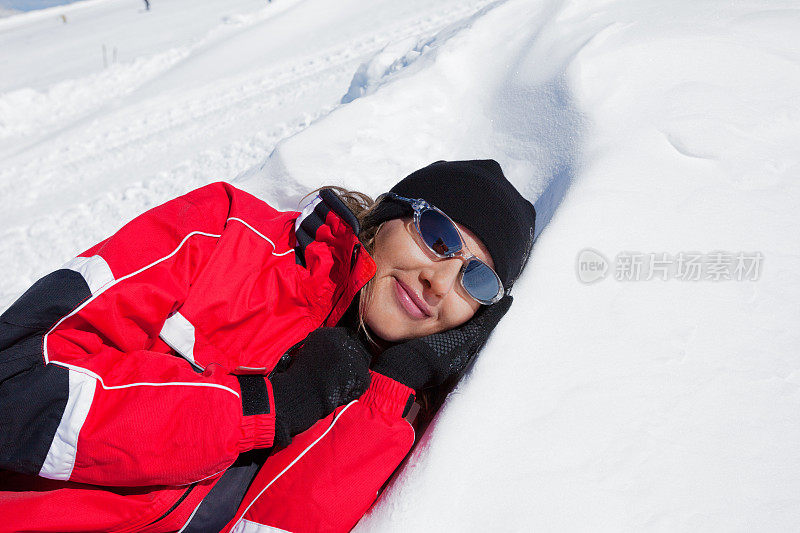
[{"xmin": 379, "ymin": 192, "xmax": 504, "ymax": 305}]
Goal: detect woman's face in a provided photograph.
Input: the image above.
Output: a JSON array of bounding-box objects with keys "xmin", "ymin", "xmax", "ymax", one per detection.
[{"xmin": 362, "ymin": 217, "xmax": 494, "ymax": 342}]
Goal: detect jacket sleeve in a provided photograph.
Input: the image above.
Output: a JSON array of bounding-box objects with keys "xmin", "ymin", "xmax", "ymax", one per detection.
[
  {"xmin": 0, "ymin": 182, "xmax": 277, "ymax": 487},
  {"xmin": 223, "ymin": 371, "xmax": 416, "ymax": 533}
]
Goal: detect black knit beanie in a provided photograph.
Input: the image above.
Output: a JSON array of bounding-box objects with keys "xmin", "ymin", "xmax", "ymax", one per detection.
[{"xmin": 365, "ymin": 160, "xmax": 536, "ymax": 290}]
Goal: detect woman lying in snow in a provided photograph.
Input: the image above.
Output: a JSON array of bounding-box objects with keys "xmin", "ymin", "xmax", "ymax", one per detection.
[{"xmin": 0, "ymin": 159, "xmax": 535, "ymax": 532}]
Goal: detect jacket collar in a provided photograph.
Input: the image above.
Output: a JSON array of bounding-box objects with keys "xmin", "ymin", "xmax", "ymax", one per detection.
[{"xmin": 324, "ymin": 243, "xmax": 376, "ymax": 327}]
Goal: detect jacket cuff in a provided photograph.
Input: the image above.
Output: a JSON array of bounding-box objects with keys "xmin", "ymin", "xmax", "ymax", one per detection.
[
  {"xmin": 239, "ymin": 413, "xmax": 276, "ymax": 451},
  {"xmin": 362, "ymin": 370, "xmax": 416, "ymax": 419},
  {"xmin": 237, "ymin": 376, "xmax": 276, "ymax": 451}
]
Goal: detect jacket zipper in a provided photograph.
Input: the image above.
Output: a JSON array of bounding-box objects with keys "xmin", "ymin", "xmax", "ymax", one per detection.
[{"xmin": 144, "ymin": 482, "xmax": 197, "ymax": 528}]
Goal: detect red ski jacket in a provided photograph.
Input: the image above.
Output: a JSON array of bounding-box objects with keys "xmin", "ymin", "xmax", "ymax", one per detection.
[{"xmin": 0, "ymin": 182, "xmax": 416, "ymax": 532}]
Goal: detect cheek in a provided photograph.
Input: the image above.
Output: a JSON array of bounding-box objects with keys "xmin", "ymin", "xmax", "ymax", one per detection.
[
  {"xmin": 436, "ymin": 293, "xmax": 480, "ymax": 331},
  {"xmin": 361, "ymin": 277, "xmax": 408, "ymax": 342},
  {"xmin": 373, "ymin": 220, "xmax": 424, "ymax": 269}
]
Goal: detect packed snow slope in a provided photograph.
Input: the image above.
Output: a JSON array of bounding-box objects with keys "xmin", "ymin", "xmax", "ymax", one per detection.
[{"xmin": 2, "ymin": 0, "xmax": 800, "ymax": 530}]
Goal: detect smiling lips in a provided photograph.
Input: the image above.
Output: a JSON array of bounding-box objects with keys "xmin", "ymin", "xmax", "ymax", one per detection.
[{"xmin": 393, "ymin": 277, "xmax": 432, "ymax": 319}]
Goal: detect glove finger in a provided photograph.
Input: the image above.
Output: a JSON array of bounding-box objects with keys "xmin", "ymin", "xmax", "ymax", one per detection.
[
  {"xmin": 351, "ymin": 370, "xmax": 371, "ymax": 398},
  {"xmin": 323, "ymin": 366, "xmax": 370, "ymax": 409},
  {"xmin": 434, "ymin": 295, "xmax": 513, "ymax": 370},
  {"xmin": 432, "ymin": 294, "xmax": 513, "ymax": 352}
]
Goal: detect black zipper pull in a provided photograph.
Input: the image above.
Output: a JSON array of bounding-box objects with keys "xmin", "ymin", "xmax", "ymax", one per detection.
[
  {"xmin": 350, "ymin": 243, "xmax": 361, "ymax": 272},
  {"xmin": 269, "ymin": 340, "xmax": 303, "ymax": 378}
]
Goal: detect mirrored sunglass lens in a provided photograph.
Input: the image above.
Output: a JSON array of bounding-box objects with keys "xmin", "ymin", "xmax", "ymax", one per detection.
[
  {"xmin": 462, "ymin": 260, "xmax": 501, "ymax": 302},
  {"xmin": 419, "ymin": 209, "xmax": 462, "ymax": 256}
]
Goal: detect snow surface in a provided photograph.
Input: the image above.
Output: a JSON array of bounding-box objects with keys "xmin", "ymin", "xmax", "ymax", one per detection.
[
  {"xmin": 2, "ymin": 0, "xmax": 800, "ymax": 530},
  {"xmin": 0, "ymin": 0, "xmax": 73, "ymax": 12}
]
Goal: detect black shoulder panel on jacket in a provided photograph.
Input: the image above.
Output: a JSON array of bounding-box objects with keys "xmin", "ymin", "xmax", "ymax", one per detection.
[
  {"xmin": 0, "ymin": 345, "xmax": 69, "ymax": 475},
  {"xmin": 0, "ymin": 268, "xmax": 92, "ymax": 475},
  {"xmin": 0, "ymin": 269, "xmax": 91, "ymax": 340}
]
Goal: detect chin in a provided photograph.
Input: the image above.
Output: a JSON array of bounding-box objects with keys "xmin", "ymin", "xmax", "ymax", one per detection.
[{"xmin": 364, "ymin": 315, "xmax": 409, "ymax": 343}]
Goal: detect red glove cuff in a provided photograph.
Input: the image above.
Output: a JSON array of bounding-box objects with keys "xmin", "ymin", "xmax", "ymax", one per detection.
[{"xmin": 362, "ymin": 370, "xmax": 416, "ymax": 419}]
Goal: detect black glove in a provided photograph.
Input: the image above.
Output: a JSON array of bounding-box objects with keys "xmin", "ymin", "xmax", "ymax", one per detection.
[
  {"xmin": 372, "ymin": 295, "xmax": 513, "ymax": 391},
  {"xmin": 270, "ymin": 327, "xmax": 371, "ymax": 447}
]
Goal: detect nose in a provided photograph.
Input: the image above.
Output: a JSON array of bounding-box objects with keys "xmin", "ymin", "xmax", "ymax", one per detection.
[{"xmin": 419, "ymin": 257, "xmax": 464, "ymax": 300}]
